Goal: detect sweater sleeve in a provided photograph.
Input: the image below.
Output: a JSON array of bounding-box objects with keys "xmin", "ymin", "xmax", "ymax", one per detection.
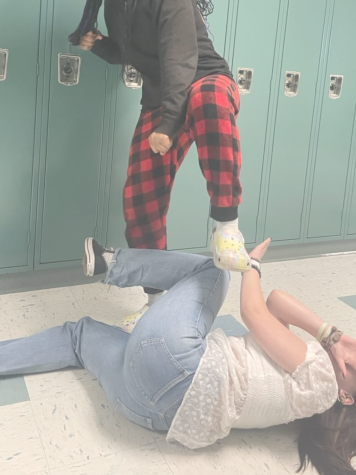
[
  {"xmin": 284, "ymin": 341, "xmax": 338, "ymax": 419},
  {"xmin": 152, "ymin": 0, "xmax": 198, "ymax": 138},
  {"xmin": 91, "ymin": 36, "xmax": 123, "ymax": 65}
]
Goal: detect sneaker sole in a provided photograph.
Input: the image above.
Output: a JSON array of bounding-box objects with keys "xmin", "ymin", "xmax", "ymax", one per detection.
[{"xmin": 83, "ymin": 237, "xmax": 95, "ymax": 277}]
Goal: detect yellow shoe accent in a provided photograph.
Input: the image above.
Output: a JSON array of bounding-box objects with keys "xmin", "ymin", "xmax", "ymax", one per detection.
[
  {"xmin": 118, "ymin": 304, "xmax": 149, "ymax": 333},
  {"xmin": 210, "ymin": 228, "xmax": 251, "ymax": 272}
]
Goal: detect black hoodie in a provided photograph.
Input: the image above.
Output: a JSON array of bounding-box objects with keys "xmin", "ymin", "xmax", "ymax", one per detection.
[{"xmin": 91, "ymin": 0, "xmax": 233, "ymax": 138}]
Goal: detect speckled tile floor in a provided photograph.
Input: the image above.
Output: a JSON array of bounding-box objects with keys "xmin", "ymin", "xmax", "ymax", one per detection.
[{"xmin": 1, "ymin": 253, "xmax": 356, "ymax": 474}]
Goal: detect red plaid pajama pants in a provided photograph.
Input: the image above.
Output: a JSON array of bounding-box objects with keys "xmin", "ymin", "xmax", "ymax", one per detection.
[{"xmin": 123, "ymin": 74, "xmax": 242, "ymax": 252}]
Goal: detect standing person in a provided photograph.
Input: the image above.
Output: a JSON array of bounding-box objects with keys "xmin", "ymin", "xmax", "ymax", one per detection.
[
  {"xmin": 69, "ymin": 0, "xmax": 251, "ymax": 323},
  {"xmin": 1, "ymin": 236, "xmax": 356, "ymax": 475}
]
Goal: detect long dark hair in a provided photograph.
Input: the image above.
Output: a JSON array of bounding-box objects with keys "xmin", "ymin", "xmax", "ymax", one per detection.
[
  {"xmin": 69, "ymin": 0, "xmax": 214, "ymax": 46},
  {"xmin": 298, "ymin": 399, "xmax": 356, "ymax": 475}
]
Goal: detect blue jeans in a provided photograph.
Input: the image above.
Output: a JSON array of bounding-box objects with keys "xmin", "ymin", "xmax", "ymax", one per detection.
[{"xmin": 0, "ymin": 249, "xmax": 229, "ymax": 431}]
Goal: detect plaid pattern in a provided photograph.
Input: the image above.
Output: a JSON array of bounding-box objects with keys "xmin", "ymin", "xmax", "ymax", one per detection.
[{"xmin": 123, "ymin": 74, "xmax": 242, "ymax": 250}]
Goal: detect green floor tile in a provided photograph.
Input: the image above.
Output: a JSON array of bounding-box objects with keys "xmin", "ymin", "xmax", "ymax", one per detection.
[
  {"xmin": 210, "ymin": 314, "xmax": 248, "ymax": 337},
  {"xmin": 0, "ymin": 376, "xmax": 30, "ymax": 407},
  {"xmin": 339, "ymin": 295, "xmax": 356, "ymax": 311}
]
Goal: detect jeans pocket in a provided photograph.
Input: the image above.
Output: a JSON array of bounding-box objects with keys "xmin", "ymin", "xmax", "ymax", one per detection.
[
  {"xmin": 130, "ymin": 338, "xmax": 190, "ymax": 405},
  {"xmin": 115, "ymin": 398, "xmax": 154, "ymax": 431}
]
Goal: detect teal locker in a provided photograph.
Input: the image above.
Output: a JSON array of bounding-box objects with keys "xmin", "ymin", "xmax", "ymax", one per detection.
[
  {"xmin": 35, "ymin": 0, "xmax": 108, "ymax": 265},
  {"xmin": 0, "ymin": 0, "xmax": 41, "ymax": 270},
  {"xmin": 348, "ymin": 175, "xmax": 356, "ymax": 235},
  {"xmin": 263, "ymin": 0, "xmax": 328, "ymax": 242},
  {"xmin": 106, "ymin": 1, "xmax": 231, "ymax": 251},
  {"xmin": 231, "ymin": 0, "xmax": 281, "ymax": 244},
  {"xmin": 307, "ymin": 0, "xmax": 356, "ymax": 239},
  {"xmin": 105, "ymin": 82, "xmax": 142, "ymax": 249}
]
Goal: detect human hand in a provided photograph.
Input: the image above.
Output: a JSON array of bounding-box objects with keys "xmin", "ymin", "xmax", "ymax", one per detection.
[
  {"xmin": 330, "ymin": 334, "xmax": 356, "ymax": 378},
  {"xmin": 80, "ymin": 31, "xmax": 103, "ymax": 51},
  {"xmin": 249, "ymin": 238, "xmax": 272, "ymax": 262},
  {"xmin": 149, "ymin": 132, "xmax": 173, "ymax": 155}
]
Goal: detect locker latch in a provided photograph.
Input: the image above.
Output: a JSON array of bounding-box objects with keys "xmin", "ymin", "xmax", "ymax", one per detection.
[
  {"xmin": 58, "ymin": 54, "xmax": 81, "ymax": 86},
  {"xmin": 124, "ymin": 65, "xmax": 143, "ymax": 89},
  {"xmin": 329, "ymin": 75, "xmax": 343, "ymax": 99},
  {"xmin": 285, "ymin": 72, "xmax": 300, "ymax": 97},
  {"xmin": 237, "ymin": 68, "xmax": 253, "ymax": 95},
  {"xmin": 0, "ymin": 49, "xmax": 9, "ymax": 81}
]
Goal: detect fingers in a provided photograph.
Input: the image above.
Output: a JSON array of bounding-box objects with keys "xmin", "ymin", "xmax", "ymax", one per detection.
[
  {"xmin": 80, "ymin": 31, "xmax": 101, "ymax": 50},
  {"xmin": 334, "ymin": 354, "xmax": 347, "ymax": 379}
]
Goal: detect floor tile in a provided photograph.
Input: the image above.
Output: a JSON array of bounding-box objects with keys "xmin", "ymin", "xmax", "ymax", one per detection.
[
  {"xmin": 0, "ymin": 287, "xmax": 75, "ymax": 311},
  {"xmin": 339, "ymin": 294, "xmax": 356, "ymax": 311},
  {"xmin": 156, "ymin": 430, "xmax": 290, "ymax": 474},
  {"xmin": 50, "ymin": 443, "xmax": 171, "ymax": 475},
  {"xmin": 31, "ymin": 386, "xmax": 154, "ymax": 469},
  {"xmin": 257, "ymin": 424, "xmax": 314, "ymax": 474},
  {"xmin": 0, "ymin": 375, "xmax": 29, "ymax": 407},
  {"xmin": 5, "ymin": 301, "xmax": 83, "ymax": 339},
  {"xmin": 25, "ymin": 369, "xmax": 99, "ymax": 400},
  {"xmin": 0, "ymin": 402, "xmax": 49, "ymax": 474},
  {"xmin": 0, "ymin": 306, "xmax": 12, "ymax": 341},
  {"xmin": 211, "ymin": 314, "xmax": 247, "ymax": 337}
]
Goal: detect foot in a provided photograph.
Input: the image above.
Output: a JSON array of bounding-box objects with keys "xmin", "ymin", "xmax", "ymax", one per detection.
[
  {"xmin": 210, "ymin": 227, "xmax": 251, "ymax": 272},
  {"xmin": 118, "ymin": 304, "xmax": 149, "ymax": 333},
  {"xmin": 83, "ymin": 238, "xmax": 114, "ymax": 277}
]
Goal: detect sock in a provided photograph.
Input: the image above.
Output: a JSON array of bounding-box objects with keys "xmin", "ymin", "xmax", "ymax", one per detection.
[
  {"xmin": 147, "ymin": 291, "xmax": 164, "ymax": 307},
  {"xmin": 216, "ymin": 218, "xmax": 239, "ymax": 232},
  {"xmin": 103, "ymin": 251, "xmax": 115, "ymax": 268}
]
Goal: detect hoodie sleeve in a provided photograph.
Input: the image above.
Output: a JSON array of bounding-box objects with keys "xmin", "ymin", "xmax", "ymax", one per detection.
[
  {"xmin": 91, "ymin": 36, "xmax": 123, "ymax": 65},
  {"xmin": 152, "ymin": 0, "xmax": 198, "ymax": 138}
]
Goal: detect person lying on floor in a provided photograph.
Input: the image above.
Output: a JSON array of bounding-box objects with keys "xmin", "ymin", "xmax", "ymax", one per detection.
[{"xmin": 1, "ymin": 237, "xmax": 356, "ymax": 475}]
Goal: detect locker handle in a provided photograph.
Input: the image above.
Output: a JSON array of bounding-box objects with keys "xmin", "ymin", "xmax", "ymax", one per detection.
[
  {"xmin": 0, "ymin": 49, "xmax": 9, "ymax": 81},
  {"xmin": 329, "ymin": 75, "xmax": 343, "ymax": 99},
  {"xmin": 124, "ymin": 65, "xmax": 143, "ymax": 89},
  {"xmin": 58, "ymin": 54, "xmax": 81, "ymax": 86},
  {"xmin": 237, "ymin": 68, "xmax": 253, "ymax": 95},
  {"xmin": 285, "ymin": 71, "xmax": 300, "ymax": 97}
]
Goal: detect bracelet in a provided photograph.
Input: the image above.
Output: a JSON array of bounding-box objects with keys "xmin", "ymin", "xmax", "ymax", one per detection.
[
  {"xmin": 251, "ymin": 264, "xmax": 261, "ymax": 278},
  {"xmin": 321, "ymin": 326, "xmax": 343, "ymax": 351},
  {"xmin": 317, "ymin": 323, "xmax": 333, "ymax": 343},
  {"xmin": 250, "ymin": 256, "xmax": 261, "ymax": 264}
]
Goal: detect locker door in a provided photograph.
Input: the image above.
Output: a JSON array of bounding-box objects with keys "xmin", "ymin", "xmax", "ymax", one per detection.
[
  {"xmin": 231, "ymin": 0, "xmax": 281, "ymax": 244},
  {"xmin": 37, "ymin": 0, "xmax": 108, "ymax": 265},
  {"xmin": 106, "ymin": 2, "xmax": 231, "ymax": 251},
  {"xmin": 307, "ymin": 0, "xmax": 356, "ymax": 238},
  {"xmin": 348, "ymin": 174, "xmax": 356, "ymax": 235},
  {"xmin": 264, "ymin": 0, "xmax": 327, "ymax": 242},
  {"xmin": 0, "ymin": 0, "xmax": 41, "ymax": 270}
]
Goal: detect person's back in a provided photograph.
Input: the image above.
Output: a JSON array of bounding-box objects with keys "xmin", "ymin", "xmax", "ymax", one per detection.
[{"xmin": 167, "ymin": 329, "xmax": 338, "ymax": 449}]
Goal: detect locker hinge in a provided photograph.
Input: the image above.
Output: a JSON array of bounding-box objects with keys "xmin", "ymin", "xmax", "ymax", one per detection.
[
  {"xmin": 105, "ymin": 67, "xmax": 108, "ymax": 80},
  {"xmin": 36, "ymin": 63, "xmax": 39, "ymax": 76},
  {"xmin": 27, "ymin": 233, "xmax": 31, "ymax": 245}
]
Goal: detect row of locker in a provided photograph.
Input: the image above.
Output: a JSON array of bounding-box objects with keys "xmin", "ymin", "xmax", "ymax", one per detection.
[{"xmin": 1, "ymin": 0, "xmax": 356, "ymax": 274}]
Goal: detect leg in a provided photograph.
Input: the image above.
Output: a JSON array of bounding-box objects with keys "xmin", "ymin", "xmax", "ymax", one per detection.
[
  {"xmin": 189, "ymin": 74, "xmax": 250, "ymax": 272},
  {"xmin": 123, "ymin": 109, "xmax": 192, "ymax": 253},
  {"xmin": 122, "ymin": 108, "xmax": 193, "ymax": 321},
  {"xmin": 0, "ymin": 317, "xmax": 130, "ymax": 406},
  {"xmin": 121, "ymin": 255, "xmax": 230, "ymax": 428}
]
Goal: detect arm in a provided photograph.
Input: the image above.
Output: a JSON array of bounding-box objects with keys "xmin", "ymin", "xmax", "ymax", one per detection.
[
  {"xmin": 91, "ymin": 35, "xmax": 123, "ymax": 65},
  {"xmin": 152, "ymin": 0, "xmax": 198, "ymax": 138},
  {"xmin": 240, "ymin": 240, "xmax": 307, "ymax": 374},
  {"xmin": 266, "ymin": 290, "xmax": 324, "ymax": 337}
]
